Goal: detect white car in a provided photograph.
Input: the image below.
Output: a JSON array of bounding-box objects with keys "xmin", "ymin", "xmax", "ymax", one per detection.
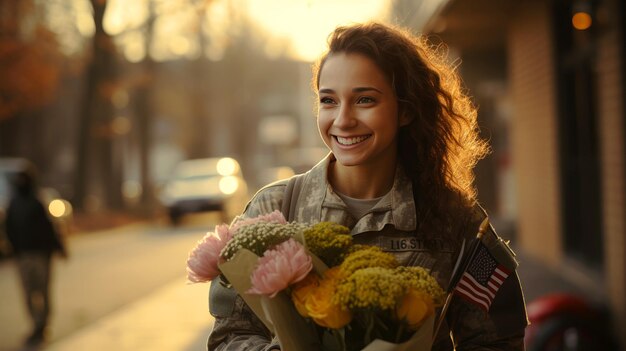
[{"xmin": 159, "ymin": 157, "xmax": 248, "ymax": 224}]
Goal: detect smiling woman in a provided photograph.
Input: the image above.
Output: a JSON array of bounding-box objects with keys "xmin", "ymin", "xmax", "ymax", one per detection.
[
  {"xmin": 316, "ymin": 52, "xmax": 407, "ymax": 197},
  {"xmin": 206, "ymin": 22, "xmax": 528, "ymax": 351}
]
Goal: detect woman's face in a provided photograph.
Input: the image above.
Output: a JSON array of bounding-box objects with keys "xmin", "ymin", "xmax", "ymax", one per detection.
[{"xmin": 317, "ymin": 52, "xmax": 408, "ymax": 168}]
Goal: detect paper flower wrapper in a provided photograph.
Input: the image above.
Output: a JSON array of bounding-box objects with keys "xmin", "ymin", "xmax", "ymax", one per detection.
[
  {"xmin": 361, "ymin": 314, "xmax": 434, "ymax": 351},
  {"xmin": 218, "ymin": 248, "xmax": 322, "ymax": 351}
]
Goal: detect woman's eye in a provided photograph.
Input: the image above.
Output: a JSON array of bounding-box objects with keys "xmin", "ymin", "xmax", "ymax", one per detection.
[
  {"xmin": 357, "ymin": 96, "xmax": 375, "ymax": 104},
  {"xmin": 320, "ymin": 97, "xmax": 335, "ymax": 104}
]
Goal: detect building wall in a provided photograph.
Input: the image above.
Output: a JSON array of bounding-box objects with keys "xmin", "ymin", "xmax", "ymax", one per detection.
[
  {"xmin": 596, "ymin": 0, "xmax": 626, "ymax": 343},
  {"xmin": 425, "ymin": 0, "xmax": 625, "ymax": 346},
  {"xmin": 508, "ymin": 0, "xmax": 626, "ymax": 344},
  {"xmin": 508, "ymin": 1, "xmax": 563, "ymax": 266}
]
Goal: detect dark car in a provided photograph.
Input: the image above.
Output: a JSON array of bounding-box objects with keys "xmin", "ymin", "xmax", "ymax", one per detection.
[
  {"xmin": 0, "ymin": 158, "xmax": 73, "ymax": 257},
  {"xmin": 158, "ymin": 157, "xmax": 249, "ymax": 224}
]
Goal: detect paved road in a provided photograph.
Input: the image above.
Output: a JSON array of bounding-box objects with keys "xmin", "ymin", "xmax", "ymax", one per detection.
[{"xmin": 0, "ymin": 214, "xmax": 220, "ymax": 351}]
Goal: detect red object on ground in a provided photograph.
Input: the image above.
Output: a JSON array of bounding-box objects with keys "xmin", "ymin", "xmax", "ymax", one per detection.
[
  {"xmin": 524, "ymin": 293, "xmax": 615, "ymax": 351},
  {"xmin": 527, "ymin": 293, "xmax": 596, "ymax": 325}
]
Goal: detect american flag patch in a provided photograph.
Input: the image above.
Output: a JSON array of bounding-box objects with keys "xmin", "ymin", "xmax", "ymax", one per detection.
[{"xmin": 454, "ymin": 242, "xmax": 510, "ymax": 311}]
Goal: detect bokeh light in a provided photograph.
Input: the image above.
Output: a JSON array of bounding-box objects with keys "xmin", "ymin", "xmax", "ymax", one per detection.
[
  {"xmin": 217, "ymin": 158, "xmax": 238, "ymax": 176},
  {"xmin": 48, "ymin": 199, "xmax": 67, "ymax": 218},
  {"xmin": 219, "ymin": 176, "xmax": 239, "ymax": 194},
  {"xmin": 572, "ymin": 12, "xmax": 592, "ymax": 30}
]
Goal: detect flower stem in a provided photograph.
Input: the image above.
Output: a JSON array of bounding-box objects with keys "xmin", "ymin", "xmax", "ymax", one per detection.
[
  {"xmin": 395, "ymin": 323, "xmax": 405, "ymax": 343},
  {"xmin": 333, "ymin": 328, "xmax": 346, "ymax": 351},
  {"xmin": 364, "ymin": 314, "xmax": 374, "ymax": 346}
]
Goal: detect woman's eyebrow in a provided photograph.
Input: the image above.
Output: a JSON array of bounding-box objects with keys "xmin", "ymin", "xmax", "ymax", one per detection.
[
  {"xmin": 318, "ymin": 87, "xmax": 383, "ymax": 94},
  {"xmin": 353, "ymin": 87, "xmax": 383, "ymax": 94}
]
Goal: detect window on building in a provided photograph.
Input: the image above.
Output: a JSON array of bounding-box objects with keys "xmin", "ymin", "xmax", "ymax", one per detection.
[{"xmin": 553, "ymin": 0, "xmax": 604, "ymax": 269}]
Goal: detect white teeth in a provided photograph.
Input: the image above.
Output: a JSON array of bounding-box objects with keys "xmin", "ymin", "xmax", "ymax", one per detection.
[{"xmin": 336, "ymin": 135, "xmax": 370, "ymax": 145}]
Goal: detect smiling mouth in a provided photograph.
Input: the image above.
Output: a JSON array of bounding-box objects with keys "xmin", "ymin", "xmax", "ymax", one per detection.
[{"xmin": 335, "ymin": 135, "xmax": 371, "ymax": 146}]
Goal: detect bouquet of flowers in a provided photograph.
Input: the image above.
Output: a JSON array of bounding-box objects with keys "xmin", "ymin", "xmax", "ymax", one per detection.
[{"xmin": 187, "ymin": 211, "xmax": 445, "ymax": 351}]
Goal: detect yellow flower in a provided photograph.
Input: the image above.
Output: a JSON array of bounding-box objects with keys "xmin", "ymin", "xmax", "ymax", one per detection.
[
  {"xmin": 395, "ymin": 266, "xmax": 446, "ymax": 306},
  {"xmin": 334, "ymin": 267, "xmax": 405, "ymax": 311},
  {"xmin": 395, "ymin": 289, "xmax": 435, "ymax": 330},
  {"xmin": 305, "ymin": 267, "xmax": 352, "ymax": 329},
  {"xmin": 322, "ymin": 265, "xmax": 345, "ymax": 280},
  {"xmin": 303, "ymin": 222, "xmax": 353, "ymax": 266},
  {"xmin": 339, "ymin": 246, "xmax": 398, "ymax": 278},
  {"xmin": 291, "ymin": 273, "xmax": 319, "ymax": 318}
]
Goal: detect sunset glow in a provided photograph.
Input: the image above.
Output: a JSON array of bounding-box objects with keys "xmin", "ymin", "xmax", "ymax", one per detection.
[
  {"xmin": 96, "ymin": 0, "xmax": 390, "ymax": 62},
  {"xmin": 244, "ymin": 0, "xmax": 390, "ymax": 61}
]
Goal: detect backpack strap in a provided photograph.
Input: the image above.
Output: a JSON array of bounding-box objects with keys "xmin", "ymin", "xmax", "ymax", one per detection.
[{"xmin": 281, "ymin": 172, "xmax": 307, "ymax": 221}]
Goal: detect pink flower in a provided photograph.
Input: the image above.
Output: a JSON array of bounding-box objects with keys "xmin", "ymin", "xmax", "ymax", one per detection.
[
  {"xmin": 247, "ymin": 238, "xmax": 313, "ymax": 297},
  {"xmin": 186, "ymin": 228, "xmax": 230, "ymax": 283},
  {"xmin": 215, "ymin": 223, "xmax": 233, "ymax": 242},
  {"xmin": 231, "ymin": 210, "xmax": 287, "ymax": 235},
  {"xmin": 186, "ymin": 211, "xmax": 288, "ymax": 284}
]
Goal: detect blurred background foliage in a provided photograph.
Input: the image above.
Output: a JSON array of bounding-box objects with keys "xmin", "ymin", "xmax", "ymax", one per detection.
[{"xmin": 1, "ymin": 0, "xmax": 377, "ymax": 214}]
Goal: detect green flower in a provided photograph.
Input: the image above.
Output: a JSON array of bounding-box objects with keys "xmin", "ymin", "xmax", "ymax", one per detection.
[
  {"xmin": 220, "ymin": 222, "xmax": 308, "ymax": 260},
  {"xmin": 303, "ymin": 222, "xmax": 352, "ymax": 266}
]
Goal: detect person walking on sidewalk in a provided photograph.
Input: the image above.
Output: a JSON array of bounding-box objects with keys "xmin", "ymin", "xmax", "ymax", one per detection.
[{"xmin": 5, "ymin": 170, "xmax": 68, "ymax": 346}]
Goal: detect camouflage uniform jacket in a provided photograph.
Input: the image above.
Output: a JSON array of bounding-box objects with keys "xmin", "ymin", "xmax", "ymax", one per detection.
[{"xmin": 207, "ymin": 155, "xmax": 528, "ymax": 351}]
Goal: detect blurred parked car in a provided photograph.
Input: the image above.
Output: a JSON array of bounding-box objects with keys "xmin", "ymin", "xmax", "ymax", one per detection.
[
  {"xmin": 0, "ymin": 158, "xmax": 73, "ymax": 257},
  {"xmin": 158, "ymin": 157, "xmax": 249, "ymax": 225}
]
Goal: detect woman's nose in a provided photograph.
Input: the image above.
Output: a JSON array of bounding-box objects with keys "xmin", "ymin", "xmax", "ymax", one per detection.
[{"xmin": 333, "ymin": 105, "xmax": 357, "ymax": 128}]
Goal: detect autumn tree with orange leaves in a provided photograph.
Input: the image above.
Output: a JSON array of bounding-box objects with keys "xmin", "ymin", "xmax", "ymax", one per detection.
[{"xmin": 0, "ymin": 0, "xmax": 62, "ymax": 121}]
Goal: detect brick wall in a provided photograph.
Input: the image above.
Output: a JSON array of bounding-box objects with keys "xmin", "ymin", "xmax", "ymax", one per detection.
[
  {"xmin": 508, "ymin": 2, "xmax": 563, "ymax": 266},
  {"xmin": 596, "ymin": 0, "xmax": 626, "ymax": 344},
  {"xmin": 508, "ymin": 0, "xmax": 625, "ymax": 345}
]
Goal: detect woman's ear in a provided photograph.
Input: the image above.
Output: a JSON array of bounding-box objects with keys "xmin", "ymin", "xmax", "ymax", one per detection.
[{"xmin": 399, "ymin": 112, "xmax": 412, "ymax": 127}]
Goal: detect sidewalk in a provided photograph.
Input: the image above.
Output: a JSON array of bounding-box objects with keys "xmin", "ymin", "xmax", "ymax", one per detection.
[
  {"xmin": 27, "ymin": 211, "xmax": 214, "ymax": 351},
  {"xmin": 71, "ymin": 211, "xmax": 153, "ymax": 234},
  {"xmin": 43, "ymin": 279, "xmax": 214, "ymax": 351}
]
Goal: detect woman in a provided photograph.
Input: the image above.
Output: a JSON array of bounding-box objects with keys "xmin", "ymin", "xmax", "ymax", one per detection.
[{"xmin": 207, "ymin": 22, "xmax": 527, "ymax": 350}]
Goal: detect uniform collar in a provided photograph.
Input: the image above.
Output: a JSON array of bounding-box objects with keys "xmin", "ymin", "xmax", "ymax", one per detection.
[{"xmin": 296, "ymin": 153, "xmax": 417, "ymax": 233}]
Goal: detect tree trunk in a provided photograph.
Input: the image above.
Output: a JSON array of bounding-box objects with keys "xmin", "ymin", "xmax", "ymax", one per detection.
[
  {"xmin": 74, "ymin": 0, "xmax": 121, "ymax": 210},
  {"xmin": 132, "ymin": 0, "xmax": 156, "ymax": 213},
  {"xmin": 133, "ymin": 70, "xmax": 154, "ymax": 212}
]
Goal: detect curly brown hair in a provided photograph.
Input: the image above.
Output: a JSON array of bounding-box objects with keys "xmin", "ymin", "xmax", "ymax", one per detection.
[{"xmin": 312, "ymin": 22, "xmax": 489, "ymax": 220}]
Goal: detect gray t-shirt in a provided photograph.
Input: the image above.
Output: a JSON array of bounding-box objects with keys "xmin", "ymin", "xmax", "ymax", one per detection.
[{"xmin": 335, "ymin": 191, "xmax": 384, "ymax": 220}]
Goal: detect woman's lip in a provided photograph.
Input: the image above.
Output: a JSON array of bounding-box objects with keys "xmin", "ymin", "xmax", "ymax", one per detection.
[{"xmin": 333, "ymin": 134, "xmax": 372, "ymax": 146}]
